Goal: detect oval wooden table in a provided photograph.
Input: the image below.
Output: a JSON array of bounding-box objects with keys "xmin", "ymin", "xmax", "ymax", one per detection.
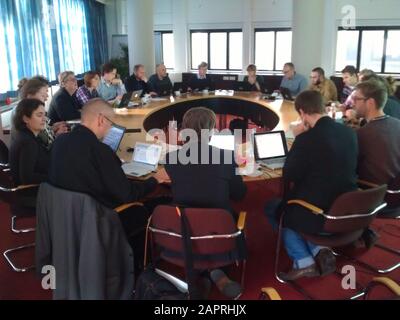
[{"xmin": 114, "ymin": 92, "xmax": 298, "ymax": 159}]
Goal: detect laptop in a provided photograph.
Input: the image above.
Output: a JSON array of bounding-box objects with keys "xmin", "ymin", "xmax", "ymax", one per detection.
[
  {"xmin": 253, "ymin": 131, "xmax": 289, "ymax": 169},
  {"xmin": 122, "ymin": 143, "xmax": 163, "ymax": 177},
  {"xmin": 209, "ymin": 134, "xmax": 235, "ymax": 151},
  {"xmin": 102, "ymin": 123, "xmax": 126, "ymax": 152},
  {"xmin": 279, "ymin": 87, "xmax": 294, "ymax": 101},
  {"xmin": 118, "ymin": 91, "xmax": 133, "ymax": 108}
]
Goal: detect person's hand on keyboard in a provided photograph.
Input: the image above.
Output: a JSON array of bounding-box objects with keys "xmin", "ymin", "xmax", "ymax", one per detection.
[{"xmin": 153, "ymin": 168, "xmax": 171, "ymax": 184}]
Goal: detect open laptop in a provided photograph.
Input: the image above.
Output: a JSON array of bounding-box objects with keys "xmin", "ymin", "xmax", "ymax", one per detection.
[
  {"xmin": 209, "ymin": 134, "xmax": 235, "ymax": 151},
  {"xmin": 279, "ymin": 87, "xmax": 294, "ymax": 101},
  {"xmin": 118, "ymin": 90, "xmax": 143, "ymax": 108},
  {"xmin": 102, "ymin": 123, "xmax": 126, "ymax": 152},
  {"xmin": 253, "ymin": 131, "xmax": 289, "ymax": 169},
  {"xmin": 122, "ymin": 143, "xmax": 163, "ymax": 177}
]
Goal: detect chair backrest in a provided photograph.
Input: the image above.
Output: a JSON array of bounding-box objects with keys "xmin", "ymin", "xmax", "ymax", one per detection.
[
  {"xmin": 148, "ymin": 205, "xmax": 244, "ymax": 270},
  {"xmin": 324, "ymin": 185, "xmax": 387, "ymax": 233},
  {"xmin": 386, "ymin": 173, "xmax": 400, "ymax": 209},
  {"xmin": 0, "ymin": 138, "xmax": 9, "ymax": 167},
  {"xmin": 0, "ymin": 168, "xmax": 18, "ymax": 204},
  {"xmin": 36, "ymin": 183, "xmax": 134, "ymax": 300}
]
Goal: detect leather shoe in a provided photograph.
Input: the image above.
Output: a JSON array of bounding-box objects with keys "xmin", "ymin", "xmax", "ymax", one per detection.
[
  {"xmin": 210, "ymin": 269, "xmax": 242, "ymax": 299},
  {"xmin": 315, "ymin": 248, "xmax": 336, "ymax": 276},
  {"xmin": 279, "ymin": 264, "xmax": 320, "ymax": 281}
]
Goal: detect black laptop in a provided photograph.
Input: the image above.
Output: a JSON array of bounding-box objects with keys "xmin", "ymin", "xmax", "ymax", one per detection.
[
  {"xmin": 279, "ymin": 87, "xmax": 294, "ymax": 101},
  {"xmin": 118, "ymin": 92, "xmax": 133, "ymax": 108}
]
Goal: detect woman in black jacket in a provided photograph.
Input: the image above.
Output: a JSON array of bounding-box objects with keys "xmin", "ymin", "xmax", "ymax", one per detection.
[{"xmin": 10, "ymin": 99, "xmax": 50, "ymax": 186}]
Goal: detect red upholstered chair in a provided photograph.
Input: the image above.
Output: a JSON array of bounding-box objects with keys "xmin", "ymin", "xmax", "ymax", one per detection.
[
  {"xmin": 274, "ymin": 184, "xmax": 388, "ymax": 299},
  {"xmin": 144, "ymin": 205, "xmax": 247, "ymax": 299}
]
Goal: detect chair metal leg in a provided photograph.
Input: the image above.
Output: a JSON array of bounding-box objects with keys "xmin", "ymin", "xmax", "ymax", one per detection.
[
  {"xmin": 274, "ymin": 217, "xmax": 366, "ymax": 300},
  {"xmin": 3, "ymin": 243, "xmax": 35, "ymax": 272},
  {"xmin": 333, "ymin": 249, "xmax": 400, "ymax": 274},
  {"xmin": 11, "ymin": 215, "xmax": 35, "ymax": 234}
]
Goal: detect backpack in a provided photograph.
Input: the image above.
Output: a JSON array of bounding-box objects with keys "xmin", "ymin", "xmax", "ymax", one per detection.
[{"xmin": 134, "ymin": 266, "xmax": 188, "ymax": 300}]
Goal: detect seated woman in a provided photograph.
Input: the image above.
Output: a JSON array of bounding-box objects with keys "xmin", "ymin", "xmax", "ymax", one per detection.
[
  {"xmin": 243, "ymin": 64, "xmax": 264, "ymax": 92},
  {"xmin": 48, "ymin": 71, "xmax": 80, "ymax": 125},
  {"xmin": 76, "ymin": 71, "xmax": 100, "ymax": 108},
  {"xmin": 17, "ymin": 76, "xmax": 69, "ymax": 146},
  {"xmin": 10, "ymin": 99, "xmax": 50, "ymax": 188},
  {"xmin": 164, "ymin": 107, "xmax": 247, "ymax": 299}
]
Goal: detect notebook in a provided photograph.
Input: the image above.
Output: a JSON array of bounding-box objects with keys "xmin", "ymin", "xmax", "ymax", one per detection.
[
  {"xmin": 102, "ymin": 124, "xmax": 126, "ymax": 152},
  {"xmin": 253, "ymin": 131, "xmax": 288, "ymax": 169},
  {"xmin": 122, "ymin": 143, "xmax": 163, "ymax": 177}
]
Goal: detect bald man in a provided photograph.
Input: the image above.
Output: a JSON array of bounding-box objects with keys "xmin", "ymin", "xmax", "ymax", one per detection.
[
  {"xmin": 49, "ymin": 98, "xmax": 169, "ymax": 208},
  {"xmin": 148, "ymin": 64, "xmax": 173, "ymax": 96}
]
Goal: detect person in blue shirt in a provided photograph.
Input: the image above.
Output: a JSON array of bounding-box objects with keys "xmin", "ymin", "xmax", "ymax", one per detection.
[{"xmin": 280, "ymin": 62, "xmax": 308, "ymax": 97}]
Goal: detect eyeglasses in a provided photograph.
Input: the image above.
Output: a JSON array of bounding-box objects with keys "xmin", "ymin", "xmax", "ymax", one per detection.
[
  {"xmin": 101, "ymin": 114, "xmax": 115, "ymax": 126},
  {"xmin": 353, "ymin": 96, "xmax": 369, "ymax": 102}
]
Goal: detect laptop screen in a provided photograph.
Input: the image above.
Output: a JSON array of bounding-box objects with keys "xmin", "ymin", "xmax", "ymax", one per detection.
[
  {"xmin": 209, "ymin": 135, "xmax": 235, "ymax": 151},
  {"xmin": 254, "ymin": 131, "xmax": 288, "ymax": 160},
  {"xmin": 133, "ymin": 143, "xmax": 162, "ymax": 165},
  {"xmin": 102, "ymin": 124, "xmax": 126, "ymax": 152}
]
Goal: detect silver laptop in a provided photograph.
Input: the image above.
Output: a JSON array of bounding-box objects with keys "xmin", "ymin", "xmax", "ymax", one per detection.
[
  {"xmin": 122, "ymin": 143, "xmax": 162, "ymax": 177},
  {"xmin": 253, "ymin": 131, "xmax": 289, "ymax": 169}
]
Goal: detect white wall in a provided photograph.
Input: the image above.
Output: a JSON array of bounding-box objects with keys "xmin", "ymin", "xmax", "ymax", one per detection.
[{"xmin": 105, "ymin": 0, "xmax": 400, "ymax": 73}]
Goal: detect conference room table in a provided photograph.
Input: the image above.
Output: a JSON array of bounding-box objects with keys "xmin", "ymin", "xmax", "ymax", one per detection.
[{"xmin": 115, "ymin": 91, "xmax": 299, "ymax": 182}]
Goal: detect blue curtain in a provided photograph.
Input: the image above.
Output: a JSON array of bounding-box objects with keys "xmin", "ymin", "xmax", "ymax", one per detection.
[
  {"xmin": 0, "ymin": 0, "xmax": 108, "ymax": 96},
  {"xmin": 51, "ymin": 0, "xmax": 91, "ymax": 75},
  {"xmin": 84, "ymin": 0, "xmax": 108, "ymax": 71},
  {"xmin": 0, "ymin": 0, "xmax": 56, "ymax": 94}
]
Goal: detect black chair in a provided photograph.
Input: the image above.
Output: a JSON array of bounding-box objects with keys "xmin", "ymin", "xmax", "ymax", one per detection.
[
  {"xmin": 275, "ymin": 185, "xmax": 388, "ymax": 299},
  {"xmin": 0, "ymin": 138, "xmax": 9, "ymax": 168},
  {"xmin": 0, "ymin": 168, "xmax": 38, "ymax": 272}
]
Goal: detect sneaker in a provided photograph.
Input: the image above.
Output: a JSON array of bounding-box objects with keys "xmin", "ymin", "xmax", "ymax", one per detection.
[{"xmin": 210, "ymin": 269, "xmax": 242, "ymax": 299}]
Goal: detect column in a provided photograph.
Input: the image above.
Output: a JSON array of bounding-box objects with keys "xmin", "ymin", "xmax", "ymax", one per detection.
[
  {"xmin": 242, "ymin": 0, "xmax": 253, "ymax": 74},
  {"xmin": 127, "ymin": 0, "xmax": 155, "ymax": 75},
  {"xmin": 172, "ymin": 0, "xmax": 188, "ymax": 77},
  {"xmin": 291, "ymin": 0, "xmax": 337, "ymax": 78}
]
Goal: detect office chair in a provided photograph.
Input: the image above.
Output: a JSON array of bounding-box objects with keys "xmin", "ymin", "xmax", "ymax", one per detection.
[
  {"xmin": 0, "ymin": 168, "xmax": 38, "ymax": 272},
  {"xmin": 274, "ymin": 184, "xmax": 388, "ymax": 299},
  {"xmin": 145, "ymin": 205, "xmax": 247, "ymax": 299},
  {"xmin": 0, "ymin": 138, "xmax": 9, "ymax": 169},
  {"xmin": 36, "ymin": 183, "xmax": 141, "ymax": 300}
]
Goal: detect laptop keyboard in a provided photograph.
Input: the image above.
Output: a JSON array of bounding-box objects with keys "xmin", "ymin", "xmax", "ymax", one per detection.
[{"xmin": 260, "ymin": 158, "xmax": 286, "ymax": 169}]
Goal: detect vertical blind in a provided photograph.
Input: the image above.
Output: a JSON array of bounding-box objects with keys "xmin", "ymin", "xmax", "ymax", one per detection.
[{"xmin": 0, "ymin": 0, "xmax": 108, "ymax": 95}]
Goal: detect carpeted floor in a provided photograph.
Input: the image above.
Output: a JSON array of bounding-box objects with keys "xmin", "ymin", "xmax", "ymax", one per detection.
[{"xmin": 0, "ymin": 179, "xmax": 399, "ymax": 300}]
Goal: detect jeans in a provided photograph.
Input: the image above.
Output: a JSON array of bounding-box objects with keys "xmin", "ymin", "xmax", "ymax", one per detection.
[{"xmin": 265, "ymin": 198, "xmax": 323, "ymax": 269}]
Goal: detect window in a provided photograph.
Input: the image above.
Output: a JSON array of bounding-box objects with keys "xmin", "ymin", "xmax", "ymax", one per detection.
[
  {"xmin": 191, "ymin": 30, "xmax": 243, "ymax": 70},
  {"xmin": 154, "ymin": 31, "xmax": 175, "ymax": 69},
  {"xmin": 254, "ymin": 29, "xmax": 292, "ymax": 71},
  {"xmin": 335, "ymin": 27, "xmax": 400, "ymax": 74}
]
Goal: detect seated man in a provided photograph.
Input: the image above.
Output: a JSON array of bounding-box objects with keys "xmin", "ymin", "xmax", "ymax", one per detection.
[
  {"xmin": 265, "ymin": 90, "xmax": 358, "ymax": 281},
  {"xmin": 164, "ymin": 107, "xmax": 247, "ymax": 298},
  {"xmin": 309, "ymin": 67, "xmax": 338, "ymax": 104},
  {"xmin": 97, "ymin": 62, "xmax": 126, "ymax": 101},
  {"xmin": 280, "ymin": 62, "xmax": 308, "ymax": 97},
  {"xmin": 48, "ymin": 98, "xmax": 170, "ymax": 272},
  {"xmin": 188, "ymin": 62, "xmax": 215, "ymax": 92},
  {"xmin": 340, "ymin": 65, "xmax": 358, "ymax": 106},
  {"xmin": 124, "ymin": 64, "xmax": 153, "ymax": 96},
  {"xmin": 148, "ymin": 63, "xmax": 173, "ymax": 96},
  {"xmin": 353, "ymin": 79, "xmax": 400, "ymax": 185}
]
